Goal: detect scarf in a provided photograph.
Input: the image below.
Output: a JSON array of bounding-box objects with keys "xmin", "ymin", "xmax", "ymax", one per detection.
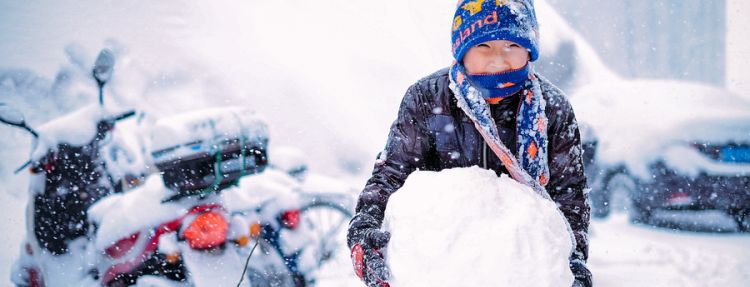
[
  {"xmin": 466, "ymin": 64, "xmax": 530, "ymax": 104},
  {"xmin": 449, "ymin": 62, "xmax": 551, "ymax": 199}
]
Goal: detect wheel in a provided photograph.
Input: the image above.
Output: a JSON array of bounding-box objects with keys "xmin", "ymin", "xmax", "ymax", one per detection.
[
  {"xmin": 629, "ymin": 200, "xmax": 652, "ymax": 225},
  {"xmin": 738, "ymin": 219, "xmax": 749, "ymax": 233},
  {"xmin": 245, "ymin": 196, "xmax": 352, "ymax": 287},
  {"xmin": 590, "ymin": 166, "xmax": 635, "ymax": 219},
  {"xmin": 732, "ymin": 209, "xmax": 749, "ymax": 232},
  {"xmin": 590, "ymin": 167, "xmax": 640, "ymax": 220},
  {"xmin": 298, "ymin": 199, "xmax": 353, "ymax": 266},
  {"xmin": 610, "ymin": 173, "xmax": 652, "ymax": 224}
]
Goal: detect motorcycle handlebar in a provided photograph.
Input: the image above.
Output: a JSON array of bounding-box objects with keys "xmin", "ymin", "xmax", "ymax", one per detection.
[
  {"xmin": 112, "ymin": 110, "xmax": 136, "ymax": 122},
  {"xmin": 94, "ymin": 110, "xmax": 136, "ymax": 143},
  {"xmin": 11, "ymin": 109, "xmax": 138, "ymax": 174}
]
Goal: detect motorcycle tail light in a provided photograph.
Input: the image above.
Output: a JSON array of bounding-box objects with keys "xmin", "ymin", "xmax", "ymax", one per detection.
[
  {"xmin": 105, "ymin": 232, "xmax": 140, "ymax": 258},
  {"xmin": 184, "ymin": 212, "xmax": 228, "ymax": 250},
  {"xmin": 281, "ymin": 210, "xmax": 301, "ymax": 230},
  {"xmin": 666, "ymin": 192, "xmax": 693, "ymax": 206},
  {"xmin": 27, "ymin": 267, "xmax": 43, "ymax": 287}
]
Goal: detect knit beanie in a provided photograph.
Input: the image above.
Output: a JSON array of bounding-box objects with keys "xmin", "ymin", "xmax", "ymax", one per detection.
[{"xmin": 451, "ymin": 0, "xmax": 540, "ymax": 63}]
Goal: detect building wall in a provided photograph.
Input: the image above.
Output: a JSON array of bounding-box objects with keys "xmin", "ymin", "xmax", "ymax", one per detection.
[
  {"xmin": 726, "ymin": 0, "xmax": 750, "ymax": 96},
  {"xmin": 547, "ymin": 0, "xmax": 725, "ymax": 86}
]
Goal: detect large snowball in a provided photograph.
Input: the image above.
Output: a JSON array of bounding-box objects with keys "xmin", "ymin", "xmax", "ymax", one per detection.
[{"xmin": 384, "ymin": 167, "xmax": 574, "ymax": 287}]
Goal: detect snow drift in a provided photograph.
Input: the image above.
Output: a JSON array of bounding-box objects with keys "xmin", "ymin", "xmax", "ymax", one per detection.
[
  {"xmin": 571, "ymin": 79, "xmax": 750, "ymax": 178},
  {"xmin": 384, "ymin": 167, "xmax": 574, "ymax": 287}
]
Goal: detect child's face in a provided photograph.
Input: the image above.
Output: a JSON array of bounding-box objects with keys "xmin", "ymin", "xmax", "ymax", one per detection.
[{"xmin": 463, "ymin": 40, "xmax": 530, "ymax": 74}]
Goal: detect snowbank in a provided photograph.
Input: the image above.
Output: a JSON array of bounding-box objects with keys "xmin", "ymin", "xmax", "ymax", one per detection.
[
  {"xmin": 571, "ymin": 79, "xmax": 750, "ymax": 178},
  {"xmin": 384, "ymin": 167, "xmax": 573, "ymax": 287}
]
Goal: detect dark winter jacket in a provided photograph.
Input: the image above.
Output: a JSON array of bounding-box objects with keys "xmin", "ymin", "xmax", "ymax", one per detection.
[{"xmin": 348, "ymin": 68, "xmax": 591, "ymax": 281}]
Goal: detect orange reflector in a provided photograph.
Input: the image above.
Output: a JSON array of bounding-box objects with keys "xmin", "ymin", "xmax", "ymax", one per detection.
[
  {"xmin": 236, "ymin": 236, "xmax": 250, "ymax": 247},
  {"xmin": 166, "ymin": 252, "xmax": 181, "ymax": 264},
  {"xmin": 183, "ymin": 212, "xmax": 228, "ymax": 250},
  {"xmin": 250, "ymin": 223, "xmax": 262, "ymax": 238}
]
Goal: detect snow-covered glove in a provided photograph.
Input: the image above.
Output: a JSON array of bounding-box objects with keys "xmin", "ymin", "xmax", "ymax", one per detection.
[
  {"xmin": 350, "ymin": 229, "xmax": 391, "ymax": 287},
  {"xmin": 570, "ymin": 260, "xmax": 592, "ymax": 287}
]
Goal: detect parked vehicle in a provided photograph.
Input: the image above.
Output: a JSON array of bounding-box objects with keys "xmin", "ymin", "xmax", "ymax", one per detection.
[
  {"xmin": 4, "ymin": 49, "xmax": 148, "ymax": 287},
  {"xmin": 572, "ymin": 79, "xmax": 750, "ymax": 231},
  {"xmin": 87, "ymin": 108, "xmax": 352, "ymax": 286}
]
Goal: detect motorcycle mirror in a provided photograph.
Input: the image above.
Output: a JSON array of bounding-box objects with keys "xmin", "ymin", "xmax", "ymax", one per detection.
[
  {"xmin": 93, "ymin": 49, "xmax": 115, "ymax": 106},
  {"xmin": 0, "ymin": 104, "xmax": 39, "ymax": 173},
  {"xmin": 0, "ymin": 104, "xmax": 27, "ymax": 127},
  {"xmin": 0, "ymin": 104, "xmax": 39, "ymax": 139},
  {"xmin": 93, "ymin": 49, "xmax": 115, "ymax": 85}
]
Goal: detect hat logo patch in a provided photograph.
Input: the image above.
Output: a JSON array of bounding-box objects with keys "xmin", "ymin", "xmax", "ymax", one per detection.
[
  {"xmin": 453, "ymin": 16, "xmax": 463, "ymax": 31},
  {"xmin": 461, "ymin": 0, "xmax": 486, "ymax": 16}
]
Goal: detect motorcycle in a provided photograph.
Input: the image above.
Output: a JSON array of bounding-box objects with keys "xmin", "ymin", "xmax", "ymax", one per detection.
[
  {"xmin": 86, "ymin": 108, "xmax": 353, "ymax": 287},
  {"xmin": 5, "ymin": 49, "xmax": 146, "ymax": 287},
  {"xmin": 231, "ymin": 168, "xmax": 354, "ymax": 287}
]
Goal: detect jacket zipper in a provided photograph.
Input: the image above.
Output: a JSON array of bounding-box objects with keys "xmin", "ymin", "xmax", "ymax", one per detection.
[{"xmin": 479, "ymin": 90, "xmax": 525, "ymax": 172}]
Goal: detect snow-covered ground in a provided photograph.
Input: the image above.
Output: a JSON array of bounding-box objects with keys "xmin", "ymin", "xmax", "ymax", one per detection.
[
  {"xmin": 0, "ymin": 193, "xmax": 25, "ymax": 285},
  {"xmin": 589, "ymin": 214, "xmax": 750, "ymax": 286},
  {"xmin": 318, "ymin": 212, "xmax": 750, "ymax": 287}
]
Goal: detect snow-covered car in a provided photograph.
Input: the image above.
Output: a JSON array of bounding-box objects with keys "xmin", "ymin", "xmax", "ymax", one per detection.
[
  {"xmin": 571, "ymin": 79, "xmax": 750, "ymax": 231},
  {"xmin": 529, "ymin": 0, "xmax": 750, "ymax": 231}
]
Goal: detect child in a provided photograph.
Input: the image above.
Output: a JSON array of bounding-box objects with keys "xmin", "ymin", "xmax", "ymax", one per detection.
[{"xmin": 347, "ymin": 1, "xmax": 592, "ymax": 286}]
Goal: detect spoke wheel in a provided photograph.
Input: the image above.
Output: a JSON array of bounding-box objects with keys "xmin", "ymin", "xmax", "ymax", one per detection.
[{"xmin": 299, "ymin": 200, "xmax": 352, "ymax": 265}]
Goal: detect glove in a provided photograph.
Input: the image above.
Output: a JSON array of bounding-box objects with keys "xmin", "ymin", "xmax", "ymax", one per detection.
[
  {"xmin": 350, "ymin": 229, "xmax": 391, "ymax": 287},
  {"xmin": 570, "ymin": 260, "xmax": 592, "ymax": 287}
]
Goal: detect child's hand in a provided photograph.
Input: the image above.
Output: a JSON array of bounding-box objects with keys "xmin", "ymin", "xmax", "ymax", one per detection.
[{"xmin": 350, "ymin": 229, "xmax": 391, "ymax": 287}]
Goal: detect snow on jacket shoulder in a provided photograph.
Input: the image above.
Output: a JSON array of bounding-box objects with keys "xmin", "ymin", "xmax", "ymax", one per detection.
[{"xmin": 348, "ymin": 67, "xmax": 590, "ymax": 264}]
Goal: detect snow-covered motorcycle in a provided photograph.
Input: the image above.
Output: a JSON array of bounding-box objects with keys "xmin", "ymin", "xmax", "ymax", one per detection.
[
  {"xmin": 4, "ymin": 49, "xmax": 146, "ymax": 287},
  {"xmin": 87, "ymin": 108, "xmax": 352, "ymax": 287},
  {"xmin": 233, "ymin": 167, "xmax": 354, "ymax": 287}
]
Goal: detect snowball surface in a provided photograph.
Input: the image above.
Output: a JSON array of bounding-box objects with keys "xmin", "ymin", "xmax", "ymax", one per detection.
[{"xmin": 384, "ymin": 167, "xmax": 574, "ymax": 287}]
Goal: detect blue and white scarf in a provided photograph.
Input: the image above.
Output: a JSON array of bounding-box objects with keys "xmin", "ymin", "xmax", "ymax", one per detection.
[
  {"xmin": 465, "ymin": 64, "xmax": 530, "ymax": 103},
  {"xmin": 449, "ymin": 62, "xmax": 551, "ymax": 199}
]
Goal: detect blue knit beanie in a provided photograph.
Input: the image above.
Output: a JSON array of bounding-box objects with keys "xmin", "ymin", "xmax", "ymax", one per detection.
[{"xmin": 451, "ymin": 0, "xmax": 540, "ymax": 63}]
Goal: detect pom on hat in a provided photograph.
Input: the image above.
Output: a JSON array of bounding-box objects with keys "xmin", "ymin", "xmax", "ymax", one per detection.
[{"xmin": 451, "ymin": 0, "xmax": 540, "ymax": 62}]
